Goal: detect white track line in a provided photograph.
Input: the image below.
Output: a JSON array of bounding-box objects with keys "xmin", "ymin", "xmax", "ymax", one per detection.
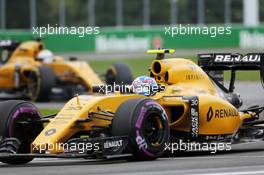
[
  {"xmin": 102, "ymin": 165, "xmax": 264, "ymax": 175},
  {"xmin": 163, "ymin": 154, "xmax": 264, "ymax": 160},
  {"xmin": 198, "ymin": 171, "xmax": 264, "ymax": 175}
]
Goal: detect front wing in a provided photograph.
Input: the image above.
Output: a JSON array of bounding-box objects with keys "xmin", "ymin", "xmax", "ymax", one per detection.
[{"xmin": 0, "ymin": 136, "xmax": 131, "ymax": 160}]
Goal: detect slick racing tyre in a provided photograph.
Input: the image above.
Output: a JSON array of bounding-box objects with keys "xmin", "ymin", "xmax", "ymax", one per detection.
[
  {"xmin": 111, "ymin": 98, "xmax": 170, "ymax": 161},
  {"xmin": 0, "ymin": 100, "xmax": 43, "ymax": 164},
  {"xmin": 27, "ymin": 66, "xmax": 55, "ymax": 102},
  {"xmin": 105, "ymin": 62, "xmax": 133, "ymax": 86}
]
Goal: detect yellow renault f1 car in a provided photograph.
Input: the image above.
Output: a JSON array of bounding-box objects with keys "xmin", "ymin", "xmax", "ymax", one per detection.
[
  {"xmin": 0, "ymin": 40, "xmax": 133, "ymax": 101},
  {"xmin": 0, "ymin": 49, "xmax": 264, "ymax": 165}
]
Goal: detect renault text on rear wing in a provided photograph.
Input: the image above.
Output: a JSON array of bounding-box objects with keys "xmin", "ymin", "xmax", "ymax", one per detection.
[
  {"xmin": 213, "ymin": 53, "xmax": 260, "ymax": 64},
  {"xmin": 197, "ymin": 53, "xmax": 264, "ymax": 93},
  {"xmin": 198, "ymin": 53, "xmax": 264, "ymax": 70}
]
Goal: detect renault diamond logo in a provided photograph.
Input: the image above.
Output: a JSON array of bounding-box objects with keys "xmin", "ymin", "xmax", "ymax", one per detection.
[{"xmin": 207, "ymin": 107, "xmax": 213, "ymax": 122}]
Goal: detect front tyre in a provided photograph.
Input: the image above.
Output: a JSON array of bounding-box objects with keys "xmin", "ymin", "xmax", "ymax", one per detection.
[
  {"xmin": 105, "ymin": 62, "xmax": 133, "ymax": 86},
  {"xmin": 27, "ymin": 66, "xmax": 55, "ymax": 102},
  {"xmin": 111, "ymin": 98, "xmax": 170, "ymax": 160},
  {"xmin": 0, "ymin": 100, "xmax": 43, "ymax": 164}
]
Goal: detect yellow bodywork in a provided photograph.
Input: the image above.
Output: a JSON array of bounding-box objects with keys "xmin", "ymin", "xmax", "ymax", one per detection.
[
  {"xmin": 0, "ymin": 41, "xmax": 103, "ymax": 91},
  {"xmin": 32, "ymin": 55, "xmax": 252, "ymax": 154}
]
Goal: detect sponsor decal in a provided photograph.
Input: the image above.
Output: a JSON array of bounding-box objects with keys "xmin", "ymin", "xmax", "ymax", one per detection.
[
  {"xmin": 205, "ymin": 135, "xmax": 233, "ymax": 141},
  {"xmin": 152, "ymin": 36, "xmax": 163, "ymax": 48},
  {"xmin": 190, "ymin": 97, "xmax": 199, "ymax": 138},
  {"xmin": 136, "ymin": 135, "xmax": 147, "ymax": 150},
  {"xmin": 50, "ymin": 120, "xmax": 67, "ymax": 125},
  {"xmin": 45, "ymin": 128, "xmax": 56, "ymax": 136},
  {"xmin": 187, "ymin": 64, "xmax": 197, "ymax": 70},
  {"xmin": 56, "ymin": 116, "xmax": 73, "ymax": 119},
  {"xmin": 184, "ymin": 96, "xmax": 199, "ymax": 139},
  {"xmin": 103, "ymin": 140, "xmax": 123, "ymax": 149},
  {"xmin": 185, "ymin": 73, "xmax": 204, "ymax": 80},
  {"xmin": 95, "ymin": 35, "xmax": 150, "ymax": 52},
  {"xmin": 240, "ymin": 31, "xmax": 264, "ymax": 49},
  {"xmin": 206, "ymin": 107, "xmax": 239, "ymax": 122},
  {"xmin": 65, "ymin": 106, "xmax": 82, "ymax": 110},
  {"xmin": 213, "ymin": 54, "xmax": 260, "ymax": 63}
]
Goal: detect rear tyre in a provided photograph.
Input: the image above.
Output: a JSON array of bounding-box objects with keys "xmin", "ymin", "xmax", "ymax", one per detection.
[
  {"xmin": 105, "ymin": 62, "xmax": 133, "ymax": 86},
  {"xmin": 27, "ymin": 66, "xmax": 55, "ymax": 102},
  {"xmin": 0, "ymin": 100, "xmax": 43, "ymax": 164},
  {"xmin": 111, "ymin": 98, "xmax": 169, "ymax": 161}
]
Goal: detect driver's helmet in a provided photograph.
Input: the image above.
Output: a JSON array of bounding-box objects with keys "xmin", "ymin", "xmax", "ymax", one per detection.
[
  {"xmin": 36, "ymin": 49, "xmax": 54, "ymax": 63},
  {"xmin": 132, "ymin": 76, "xmax": 158, "ymax": 96}
]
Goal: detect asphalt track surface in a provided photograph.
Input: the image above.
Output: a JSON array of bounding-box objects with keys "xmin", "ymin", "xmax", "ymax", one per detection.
[
  {"xmin": 1, "ymin": 147, "xmax": 264, "ymax": 175},
  {"xmin": 1, "ymin": 82, "xmax": 264, "ymax": 174},
  {"xmin": 231, "ymin": 81, "xmax": 264, "ymax": 107}
]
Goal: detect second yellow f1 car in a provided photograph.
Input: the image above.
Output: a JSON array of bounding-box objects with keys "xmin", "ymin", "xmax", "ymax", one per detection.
[
  {"xmin": 0, "ymin": 40, "xmax": 133, "ymax": 101},
  {"xmin": 0, "ymin": 49, "xmax": 264, "ymax": 165}
]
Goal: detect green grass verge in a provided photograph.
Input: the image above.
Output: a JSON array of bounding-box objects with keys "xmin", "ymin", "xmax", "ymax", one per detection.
[
  {"xmin": 89, "ymin": 57, "xmax": 153, "ymax": 77},
  {"xmin": 40, "ymin": 108, "xmax": 59, "ymax": 116},
  {"xmin": 89, "ymin": 57, "xmax": 260, "ymax": 81},
  {"xmin": 224, "ymin": 71, "xmax": 260, "ymax": 81}
]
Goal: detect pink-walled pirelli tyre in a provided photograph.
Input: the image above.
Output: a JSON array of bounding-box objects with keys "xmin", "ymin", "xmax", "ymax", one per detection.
[
  {"xmin": 0, "ymin": 100, "xmax": 43, "ymax": 164},
  {"xmin": 111, "ymin": 98, "xmax": 170, "ymax": 161}
]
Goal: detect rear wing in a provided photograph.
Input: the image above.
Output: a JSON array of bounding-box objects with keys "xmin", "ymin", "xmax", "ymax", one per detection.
[
  {"xmin": 198, "ymin": 53, "xmax": 263, "ymax": 70},
  {"xmin": 198, "ymin": 53, "xmax": 264, "ymax": 93}
]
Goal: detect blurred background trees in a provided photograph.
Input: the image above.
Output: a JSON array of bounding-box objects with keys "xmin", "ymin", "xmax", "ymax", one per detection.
[{"xmin": 0, "ymin": 0, "xmax": 261, "ymax": 29}]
